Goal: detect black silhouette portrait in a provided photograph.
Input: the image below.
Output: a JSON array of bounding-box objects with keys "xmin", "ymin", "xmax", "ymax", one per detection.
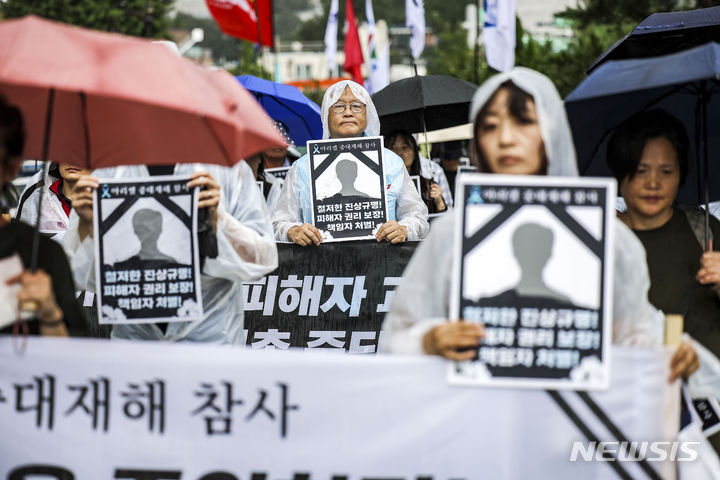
[
  {"xmin": 483, "ymin": 222, "xmax": 574, "ymax": 308},
  {"xmin": 114, "ymin": 208, "xmax": 178, "ymax": 266},
  {"xmin": 331, "ymin": 159, "xmax": 371, "ymax": 198}
]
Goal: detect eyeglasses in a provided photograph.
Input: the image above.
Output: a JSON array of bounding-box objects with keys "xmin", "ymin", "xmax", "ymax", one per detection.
[{"xmin": 331, "ymin": 102, "xmax": 366, "ymax": 114}]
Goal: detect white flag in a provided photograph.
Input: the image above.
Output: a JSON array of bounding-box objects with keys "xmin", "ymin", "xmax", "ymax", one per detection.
[
  {"xmin": 482, "ymin": 0, "xmax": 516, "ymax": 72},
  {"xmin": 406, "ymin": 0, "xmax": 425, "ymax": 60},
  {"xmin": 365, "ymin": 0, "xmax": 389, "ymax": 94},
  {"xmin": 324, "ymin": 0, "xmax": 339, "ymax": 75},
  {"xmin": 367, "ymin": 43, "xmax": 390, "ymax": 95}
]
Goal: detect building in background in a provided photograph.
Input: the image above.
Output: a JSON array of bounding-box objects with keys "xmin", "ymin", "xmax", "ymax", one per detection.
[{"xmin": 172, "ymin": 1, "xmax": 572, "ymax": 87}]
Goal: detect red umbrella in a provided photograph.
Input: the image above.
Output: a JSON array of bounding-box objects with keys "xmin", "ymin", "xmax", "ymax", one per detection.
[{"xmin": 0, "ymin": 15, "xmax": 285, "ymax": 169}]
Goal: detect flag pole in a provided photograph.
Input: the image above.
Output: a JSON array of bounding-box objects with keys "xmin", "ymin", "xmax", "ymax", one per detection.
[
  {"xmin": 254, "ymin": 0, "xmax": 262, "ymax": 46},
  {"xmin": 474, "ymin": 0, "xmax": 481, "ymax": 85},
  {"xmin": 253, "ymin": 0, "xmax": 264, "ymax": 66}
]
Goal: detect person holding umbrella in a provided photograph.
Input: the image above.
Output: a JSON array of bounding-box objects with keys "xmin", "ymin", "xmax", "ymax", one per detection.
[
  {"xmin": 0, "ymin": 95, "xmax": 87, "ymax": 337},
  {"xmin": 606, "ymin": 110, "xmax": 720, "ymax": 361},
  {"xmin": 381, "ymin": 68, "xmax": 699, "ymax": 382},
  {"xmin": 384, "ymin": 130, "xmax": 452, "ymax": 213},
  {"xmin": 272, "ymin": 80, "xmax": 429, "ymax": 246}
]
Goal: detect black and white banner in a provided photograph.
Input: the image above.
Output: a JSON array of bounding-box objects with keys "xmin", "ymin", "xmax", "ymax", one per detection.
[
  {"xmin": 0, "ymin": 337, "xmax": 677, "ymax": 479},
  {"xmin": 93, "ymin": 176, "xmax": 203, "ymax": 325},
  {"xmin": 308, "ymin": 137, "xmax": 388, "ymax": 242},
  {"xmin": 243, "ymin": 241, "xmax": 417, "ymax": 351},
  {"xmin": 450, "ymin": 174, "xmax": 616, "ymax": 390}
]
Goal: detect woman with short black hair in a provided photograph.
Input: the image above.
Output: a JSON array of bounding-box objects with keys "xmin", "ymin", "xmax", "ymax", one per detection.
[
  {"xmin": 385, "ymin": 130, "xmax": 452, "ymax": 214},
  {"xmin": 606, "ymin": 109, "xmax": 720, "ymax": 362}
]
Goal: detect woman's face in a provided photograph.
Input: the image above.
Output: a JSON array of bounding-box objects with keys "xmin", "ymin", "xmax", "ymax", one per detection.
[
  {"xmin": 59, "ymin": 163, "xmax": 91, "ymax": 182},
  {"xmin": 327, "ymin": 86, "xmax": 368, "ymax": 139},
  {"xmin": 620, "ymin": 136, "xmax": 680, "ymax": 225},
  {"xmin": 390, "ymin": 137, "xmax": 415, "ymax": 169},
  {"xmin": 476, "ymin": 88, "xmax": 545, "ymax": 175}
]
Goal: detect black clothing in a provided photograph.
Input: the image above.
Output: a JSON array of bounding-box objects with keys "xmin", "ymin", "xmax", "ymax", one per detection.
[
  {"xmin": 632, "ymin": 207, "xmax": 720, "ymax": 359},
  {"xmin": 147, "ymin": 165, "xmax": 175, "ymax": 176}
]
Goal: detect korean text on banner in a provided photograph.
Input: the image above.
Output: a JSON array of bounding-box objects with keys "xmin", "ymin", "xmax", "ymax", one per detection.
[{"xmin": 0, "ymin": 337, "xmax": 677, "ymax": 479}]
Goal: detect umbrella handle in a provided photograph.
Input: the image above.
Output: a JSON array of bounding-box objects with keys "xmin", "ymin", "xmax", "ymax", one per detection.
[{"xmin": 30, "ymin": 88, "xmax": 55, "ymax": 273}]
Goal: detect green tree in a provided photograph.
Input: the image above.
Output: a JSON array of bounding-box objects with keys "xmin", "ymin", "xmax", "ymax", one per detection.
[
  {"xmin": 424, "ymin": 12, "xmax": 476, "ymax": 81},
  {"xmin": 172, "ymin": 12, "xmax": 240, "ymax": 64},
  {"xmin": 423, "ymin": 0, "xmax": 720, "ymax": 97},
  {"xmin": 228, "ymin": 44, "xmax": 272, "ymax": 78},
  {"xmin": 274, "ymin": 0, "xmax": 314, "ymax": 41},
  {"xmin": 0, "ymin": 0, "xmax": 175, "ymax": 38},
  {"xmin": 170, "ymin": 12, "xmax": 270, "ymax": 77}
]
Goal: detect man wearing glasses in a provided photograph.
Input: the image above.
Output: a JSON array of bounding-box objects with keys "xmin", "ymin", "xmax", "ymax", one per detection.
[{"xmin": 272, "ymin": 80, "xmax": 429, "ymax": 246}]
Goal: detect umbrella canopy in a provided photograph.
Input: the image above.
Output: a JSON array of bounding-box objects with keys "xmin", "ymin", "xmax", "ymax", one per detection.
[
  {"xmin": 371, "ymin": 75, "xmax": 478, "ymax": 135},
  {"xmin": 565, "ymin": 42, "xmax": 720, "ymax": 205},
  {"xmin": 0, "ymin": 15, "xmax": 285, "ymax": 169},
  {"xmin": 587, "ymin": 6, "xmax": 720, "ymax": 73},
  {"xmin": 236, "ymin": 74, "xmax": 322, "ymax": 146}
]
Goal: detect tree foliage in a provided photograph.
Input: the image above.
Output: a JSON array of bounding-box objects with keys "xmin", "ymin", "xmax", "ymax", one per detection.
[
  {"xmin": 0, "ymin": 0, "xmax": 175, "ymax": 38},
  {"xmin": 171, "ymin": 12, "xmax": 270, "ymax": 77},
  {"xmin": 421, "ymin": 0, "xmax": 720, "ymax": 97}
]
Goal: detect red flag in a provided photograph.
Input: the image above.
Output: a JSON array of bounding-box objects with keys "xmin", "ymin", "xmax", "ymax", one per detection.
[
  {"xmin": 343, "ymin": 0, "xmax": 364, "ymax": 85},
  {"xmin": 206, "ymin": 0, "xmax": 274, "ymax": 47}
]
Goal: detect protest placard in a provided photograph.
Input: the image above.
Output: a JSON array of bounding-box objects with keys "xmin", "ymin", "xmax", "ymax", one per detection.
[
  {"xmin": 450, "ymin": 174, "xmax": 616, "ymax": 390},
  {"xmin": 693, "ymin": 397, "xmax": 720, "ymax": 437},
  {"xmin": 264, "ymin": 166, "xmax": 291, "ymax": 181},
  {"xmin": 410, "ymin": 175, "xmax": 421, "ymax": 193},
  {"xmin": 93, "ymin": 176, "xmax": 202, "ymax": 324},
  {"xmin": 308, "ymin": 137, "xmax": 388, "ymax": 242},
  {"xmin": 0, "ymin": 337, "xmax": 678, "ymax": 480}
]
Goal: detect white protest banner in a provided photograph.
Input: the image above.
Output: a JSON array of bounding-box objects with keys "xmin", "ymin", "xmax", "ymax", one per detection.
[
  {"xmin": 0, "ymin": 337, "xmax": 678, "ymax": 479},
  {"xmin": 450, "ymin": 174, "xmax": 616, "ymax": 390},
  {"xmin": 308, "ymin": 136, "xmax": 388, "ymax": 242},
  {"xmin": 243, "ymin": 241, "xmax": 417, "ymax": 352},
  {"xmin": 93, "ymin": 176, "xmax": 202, "ymax": 324}
]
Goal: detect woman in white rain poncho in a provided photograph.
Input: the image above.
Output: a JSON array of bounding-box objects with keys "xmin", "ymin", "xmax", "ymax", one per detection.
[
  {"xmin": 272, "ymin": 80, "xmax": 429, "ymax": 246},
  {"xmin": 63, "ymin": 161, "xmax": 277, "ymax": 344},
  {"xmin": 381, "ymin": 68, "xmax": 699, "ymax": 381},
  {"xmin": 16, "ymin": 163, "xmax": 92, "ymax": 241}
]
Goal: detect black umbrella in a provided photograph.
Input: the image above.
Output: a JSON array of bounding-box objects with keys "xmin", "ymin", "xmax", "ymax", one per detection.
[
  {"xmin": 371, "ymin": 74, "xmax": 478, "ymax": 136},
  {"xmin": 587, "ymin": 5, "xmax": 720, "ymax": 73},
  {"xmin": 566, "ymin": 42, "xmax": 720, "ymax": 246}
]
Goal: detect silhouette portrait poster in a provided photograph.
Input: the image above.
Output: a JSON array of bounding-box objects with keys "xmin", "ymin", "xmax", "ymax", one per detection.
[
  {"xmin": 308, "ymin": 137, "xmax": 388, "ymax": 242},
  {"xmin": 92, "ymin": 176, "xmax": 203, "ymax": 325},
  {"xmin": 449, "ymin": 174, "xmax": 616, "ymax": 391}
]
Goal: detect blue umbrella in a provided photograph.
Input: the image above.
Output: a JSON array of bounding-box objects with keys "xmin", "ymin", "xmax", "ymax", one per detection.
[
  {"xmin": 236, "ymin": 75, "xmax": 322, "ymax": 147},
  {"xmin": 565, "ymin": 42, "xmax": 720, "ymax": 210}
]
